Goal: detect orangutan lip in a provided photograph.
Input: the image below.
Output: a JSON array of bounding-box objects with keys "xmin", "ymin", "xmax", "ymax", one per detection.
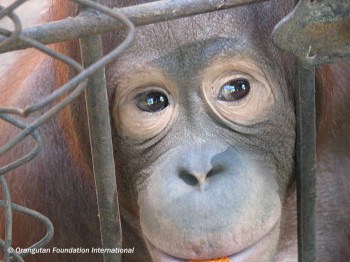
[{"xmin": 146, "ymin": 221, "xmax": 279, "ymax": 262}]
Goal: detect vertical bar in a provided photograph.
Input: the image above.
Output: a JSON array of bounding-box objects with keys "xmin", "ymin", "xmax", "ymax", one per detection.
[
  {"xmin": 79, "ymin": 10, "xmax": 122, "ymax": 262},
  {"xmin": 0, "ymin": 176, "xmax": 12, "ymax": 262},
  {"xmin": 295, "ymin": 61, "xmax": 316, "ymax": 262}
]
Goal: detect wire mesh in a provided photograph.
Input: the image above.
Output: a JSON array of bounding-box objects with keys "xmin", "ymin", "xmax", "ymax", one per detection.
[
  {"xmin": 0, "ymin": 0, "xmax": 135, "ymax": 261},
  {"xmin": 2, "ymin": 0, "xmax": 343, "ymax": 261}
]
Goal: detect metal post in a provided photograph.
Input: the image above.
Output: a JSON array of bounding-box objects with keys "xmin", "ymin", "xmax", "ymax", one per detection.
[
  {"xmin": 79, "ymin": 7, "xmax": 122, "ymax": 262},
  {"xmin": 0, "ymin": 176, "xmax": 12, "ymax": 262},
  {"xmin": 295, "ymin": 61, "xmax": 316, "ymax": 262}
]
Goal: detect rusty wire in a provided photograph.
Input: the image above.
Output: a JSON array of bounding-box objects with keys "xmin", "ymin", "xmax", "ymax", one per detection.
[
  {"xmin": 0, "ymin": 0, "xmax": 135, "ymax": 261},
  {"xmin": 0, "ymin": 3, "xmax": 22, "ymax": 49},
  {"xmin": 0, "ymin": 0, "xmax": 135, "ymax": 173},
  {"xmin": 0, "ymin": 115, "xmax": 43, "ymax": 176},
  {"xmin": 0, "ymin": 175, "xmax": 54, "ymax": 261}
]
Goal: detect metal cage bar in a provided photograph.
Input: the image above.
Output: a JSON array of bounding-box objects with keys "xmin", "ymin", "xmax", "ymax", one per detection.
[
  {"xmin": 80, "ymin": 34, "xmax": 123, "ymax": 262},
  {"xmin": 273, "ymin": 1, "xmax": 350, "ymax": 260},
  {"xmin": 1, "ymin": 0, "xmax": 349, "ymax": 261},
  {"xmin": 0, "ymin": 0, "xmax": 270, "ymax": 54},
  {"xmin": 294, "ymin": 62, "xmax": 316, "ymax": 262},
  {"xmin": 79, "ymin": 12, "xmax": 123, "ymax": 262},
  {"xmin": 70, "ymin": 0, "xmax": 136, "ymax": 261}
]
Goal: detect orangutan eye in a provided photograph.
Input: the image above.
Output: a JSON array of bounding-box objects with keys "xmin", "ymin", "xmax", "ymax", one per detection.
[
  {"xmin": 135, "ymin": 91, "xmax": 169, "ymax": 112},
  {"xmin": 218, "ymin": 79, "xmax": 250, "ymax": 102}
]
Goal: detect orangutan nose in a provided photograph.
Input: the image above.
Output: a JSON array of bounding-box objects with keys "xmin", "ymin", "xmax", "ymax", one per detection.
[{"xmin": 178, "ymin": 164, "xmax": 225, "ymax": 190}]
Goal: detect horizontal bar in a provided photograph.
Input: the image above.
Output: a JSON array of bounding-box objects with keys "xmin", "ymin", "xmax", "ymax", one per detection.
[{"xmin": 0, "ymin": 0, "xmax": 268, "ymax": 54}]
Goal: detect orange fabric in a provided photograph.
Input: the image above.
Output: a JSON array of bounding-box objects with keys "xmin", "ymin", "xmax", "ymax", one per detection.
[{"xmin": 189, "ymin": 257, "xmax": 230, "ymax": 262}]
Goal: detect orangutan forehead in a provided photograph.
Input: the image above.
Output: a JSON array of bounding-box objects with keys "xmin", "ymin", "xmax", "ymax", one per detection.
[
  {"xmin": 125, "ymin": 1, "xmax": 293, "ymax": 53},
  {"xmin": 107, "ymin": 2, "xmax": 295, "ymax": 80},
  {"xmin": 108, "ymin": 0, "xmax": 293, "ymax": 12},
  {"xmin": 106, "ymin": 0, "xmax": 295, "ymax": 80},
  {"xmin": 126, "ymin": 8, "xmax": 253, "ymax": 59},
  {"xmin": 103, "ymin": 0, "xmax": 294, "ymax": 34}
]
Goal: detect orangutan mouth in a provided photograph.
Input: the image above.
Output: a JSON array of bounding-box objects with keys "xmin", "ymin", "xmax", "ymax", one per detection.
[{"xmin": 145, "ymin": 222, "xmax": 279, "ymax": 262}]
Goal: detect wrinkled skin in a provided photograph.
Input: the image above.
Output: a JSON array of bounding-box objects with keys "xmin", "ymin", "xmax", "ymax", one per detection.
[
  {"xmin": 0, "ymin": 0, "xmax": 349, "ymax": 262},
  {"xmin": 110, "ymin": 5, "xmax": 295, "ymax": 261}
]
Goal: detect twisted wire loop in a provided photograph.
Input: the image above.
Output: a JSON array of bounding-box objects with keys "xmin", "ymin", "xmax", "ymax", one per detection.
[{"xmin": 0, "ymin": 0, "xmax": 136, "ymax": 261}]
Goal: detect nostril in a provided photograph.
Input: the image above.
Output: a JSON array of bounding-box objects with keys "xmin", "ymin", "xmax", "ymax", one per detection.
[
  {"xmin": 178, "ymin": 165, "xmax": 225, "ymax": 187},
  {"xmin": 207, "ymin": 165, "xmax": 225, "ymax": 179},
  {"xmin": 178, "ymin": 169, "xmax": 199, "ymax": 186}
]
